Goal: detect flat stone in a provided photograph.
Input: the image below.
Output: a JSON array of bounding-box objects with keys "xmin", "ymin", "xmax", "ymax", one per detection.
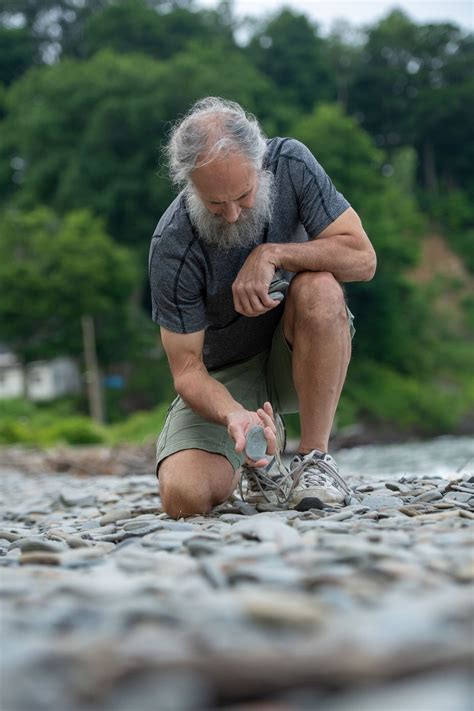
[
  {"xmin": 99, "ymin": 509, "xmax": 133, "ymax": 525},
  {"xmin": 226, "ymin": 514, "xmax": 301, "ymax": 546},
  {"xmin": 19, "ymin": 552, "xmax": 61, "ymax": 565},
  {"xmin": 0, "ymin": 530, "xmax": 20, "ymax": 542},
  {"xmin": 11, "ymin": 537, "xmax": 66, "ymax": 553},
  {"xmin": 59, "ymin": 492, "xmax": 97, "ymax": 507},
  {"xmin": 362, "ymin": 494, "xmax": 403, "ymax": 510},
  {"xmin": 245, "ymin": 426, "xmax": 268, "ymax": 461}
]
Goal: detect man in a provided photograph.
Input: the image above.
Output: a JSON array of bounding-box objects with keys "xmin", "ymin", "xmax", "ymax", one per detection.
[{"xmin": 149, "ymin": 97, "xmax": 376, "ymax": 519}]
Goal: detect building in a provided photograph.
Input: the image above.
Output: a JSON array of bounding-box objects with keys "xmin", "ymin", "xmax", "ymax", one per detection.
[
  {"xmin": 0, "ymin": 345, "xmax": 24, "ymax": 399},
  {"xmin": 26, "ymin": 358, "xmax": 81, "ymax": 401}
]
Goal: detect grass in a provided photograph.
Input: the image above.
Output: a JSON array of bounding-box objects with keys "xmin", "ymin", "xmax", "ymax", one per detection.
[{"xmin": 0, "ymin": 398, "xmax": 169, "ymax": 447}]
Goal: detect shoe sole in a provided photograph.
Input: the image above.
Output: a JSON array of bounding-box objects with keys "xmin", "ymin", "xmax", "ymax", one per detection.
[{"xmin": 290, "ymin": 487, "xmax": 345, "ymax": 510}]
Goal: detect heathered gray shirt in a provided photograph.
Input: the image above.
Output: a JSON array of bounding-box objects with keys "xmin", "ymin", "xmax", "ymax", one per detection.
[{"xmin": 149, "ymin": 138, "xmax": 350, "ymax": 371}]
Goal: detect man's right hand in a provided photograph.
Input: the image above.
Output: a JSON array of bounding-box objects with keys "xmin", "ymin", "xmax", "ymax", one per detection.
[{"xmin": 226, "ymin": 401, "xmax": 277, "ymax": 468}]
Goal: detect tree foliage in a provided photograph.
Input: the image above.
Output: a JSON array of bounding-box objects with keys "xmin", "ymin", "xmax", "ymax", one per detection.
[
  {"xmin": 246, "ymin": 8, "xmax": 334, "ymax": 112},
  {"xmin": 0, "ymin": 207, "xmax": 138, "ymax": 362}
]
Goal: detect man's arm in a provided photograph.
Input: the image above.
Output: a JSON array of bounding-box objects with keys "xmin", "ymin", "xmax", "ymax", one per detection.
[
  {"xmin": 272, "ymin": 207, "xmax": 376, "ymax": 282},
  {"xmin": 232, "ymin": 207, "xmax": 376, "ymax": 316},
  {"xmin": 161, "ymin": 327, "xmax": 244, "ymax": 425},
  {"xmin": 160, "ymin": 327, "xmax": 276, "ymax": 464}
]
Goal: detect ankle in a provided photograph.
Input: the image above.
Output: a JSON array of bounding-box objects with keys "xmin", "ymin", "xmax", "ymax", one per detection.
[{"xmin": 297, "ymin": 445, "xmax": 327, "ymax": 456}]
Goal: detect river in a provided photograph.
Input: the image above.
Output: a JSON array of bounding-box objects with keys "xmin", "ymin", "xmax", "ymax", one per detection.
[{"xmin": 334, "ymin": 434, "xmax": 474, "ymax": 480}]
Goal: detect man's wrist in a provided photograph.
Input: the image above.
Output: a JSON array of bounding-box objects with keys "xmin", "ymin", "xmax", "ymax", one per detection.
[{"xmin": 224, "ymin": 406, "xmax": 246, "ymax": 427}]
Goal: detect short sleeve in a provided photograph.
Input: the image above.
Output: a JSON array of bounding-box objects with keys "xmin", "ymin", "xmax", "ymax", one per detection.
[
  {"xmin": 283, "ymin": 139, "xmax": 350, "ymax": 237},
  {"xmin": 149, "ymin": 234, "xmax": 206, "ymax": 334}
]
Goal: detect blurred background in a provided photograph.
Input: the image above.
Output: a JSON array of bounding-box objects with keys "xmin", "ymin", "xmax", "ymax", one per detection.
[{"xmin": 0, "ymin": 0, "xmax": 473, "ymax": 449}]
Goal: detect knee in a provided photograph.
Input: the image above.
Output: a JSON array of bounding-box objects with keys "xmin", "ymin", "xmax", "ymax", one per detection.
[
  {"xmin": 290, "ymin": 271, "xmax": 346, "ymax": 325},
  {"xmin": 158, "ymin": 473, "xmax": 213, "ymax": 520}
]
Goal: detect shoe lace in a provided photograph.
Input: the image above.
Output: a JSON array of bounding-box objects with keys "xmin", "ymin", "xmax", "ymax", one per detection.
[
  {"xmin": 290, "ymin": 453, "xmax": 351, "ymax": 497},
  {"xmin": 239, "ymin": 458, "xmax": 290, "ymax": 506},
  {"xmin": 239, "ymin": 415, "xmax": 292, "ymax": 506}
]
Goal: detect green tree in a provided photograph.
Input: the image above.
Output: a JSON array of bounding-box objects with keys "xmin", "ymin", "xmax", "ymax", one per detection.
[
  {"xmin": 73, "ymin": 0, "xmax": 235, "ymax": 60},
  {"xmin": 0, "ymin": 27, "xmax": 38, "ymax": 85},
  {"xmin": 246, "ymin": 8, "xmax": 335, "ymax": 112},
  {"xmin": 0, "ymin": 207, "xmax": 139, "ymax": 363},
  {"xmin": 350, "ymin": 10, "xmax": 474, "ymax": 194},
  {"xmin": 0, "ymin": 47, "xmax": 280, "ymax": 250}
]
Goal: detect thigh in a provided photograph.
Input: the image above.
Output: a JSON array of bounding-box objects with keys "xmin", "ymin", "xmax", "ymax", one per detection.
[{"xmin": 266, "ymin": 307, "xmax": 356, "ymax": 415}]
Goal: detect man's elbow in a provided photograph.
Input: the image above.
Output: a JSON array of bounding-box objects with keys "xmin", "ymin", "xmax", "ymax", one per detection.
[{"xmin": 361, "ymin": 247, "xmax": 377, "ymax": 281}]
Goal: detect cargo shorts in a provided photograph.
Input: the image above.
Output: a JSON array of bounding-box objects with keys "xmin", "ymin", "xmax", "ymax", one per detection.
[{"xmin": 156, "ymin": 308, "xmax": 355, "ymax": 473}]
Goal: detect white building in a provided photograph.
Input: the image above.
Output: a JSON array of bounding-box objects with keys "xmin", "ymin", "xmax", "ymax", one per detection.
[
  {"xmin": 26, "ymin": 358, "xmax": 81, "ymax": 401},
  {"xmin": 0, "ymin": 346, "xmax": 25, "ymax": 399}
]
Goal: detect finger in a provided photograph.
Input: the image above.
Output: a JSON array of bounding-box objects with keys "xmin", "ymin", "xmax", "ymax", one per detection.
[
  {"xmin": 229, "ymin": 426, "xmax": 246, "ymax": 454},
  {"xmin": 263, "ymin": 401, "xmax": 274, "ymax": 418},
  {"xmin": 246, "ymin": 456, "xmax": 269, "ymax": 468},
  {"xmin": 257, "ymin": 407, "xmax": 276, "ymax": 433},
  {"xmin": 263, "ymin": 425, "xmax": 276, "ymax": 456}
]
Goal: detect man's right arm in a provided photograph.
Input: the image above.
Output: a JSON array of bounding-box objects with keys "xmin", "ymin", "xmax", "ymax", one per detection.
[
  {"xmin": 160, "ymin": 327, "xmax": 246, "ymax": 426},
  {"xmin": 160, "ymin": 327, "xmax": 277, "ymax": 465}
]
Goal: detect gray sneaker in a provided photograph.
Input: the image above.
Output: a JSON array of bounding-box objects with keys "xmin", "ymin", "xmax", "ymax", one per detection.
[
  {"xmin": 288, "ymin": 450, "xmax": 351, "ymax": 510},
  {"xmin": 240, "ymin": 415, "xmax": 288, "ymax": 506}
]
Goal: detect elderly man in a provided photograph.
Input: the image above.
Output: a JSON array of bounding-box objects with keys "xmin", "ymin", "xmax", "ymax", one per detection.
[{"xmin": 149, "ymin": 97, "xmax": 376, "ymax": 519}]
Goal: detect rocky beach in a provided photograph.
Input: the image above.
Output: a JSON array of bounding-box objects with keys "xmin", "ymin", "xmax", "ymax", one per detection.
[{"xmin": 1, "ymin": 437, "xmax": 473, "ymax": 711}]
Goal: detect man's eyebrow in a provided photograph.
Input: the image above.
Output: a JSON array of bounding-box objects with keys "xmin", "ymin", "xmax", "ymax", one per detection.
[{"xmin": 208, "ymin": 189, "xmax": 251, "ymax": 204}]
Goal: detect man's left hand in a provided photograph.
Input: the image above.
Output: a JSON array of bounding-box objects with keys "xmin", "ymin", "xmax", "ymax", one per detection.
[{"xmin": 232, "ymin": 244, "xmax": 280, "ymax": 316}]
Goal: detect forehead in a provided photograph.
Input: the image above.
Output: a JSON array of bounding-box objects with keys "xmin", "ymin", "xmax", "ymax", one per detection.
[{"xmin": 191, "ymin": 153, "xmax": 256, "ymax": 202}]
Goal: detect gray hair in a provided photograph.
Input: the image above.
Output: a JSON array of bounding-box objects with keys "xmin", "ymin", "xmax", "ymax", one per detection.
[{"xmin": 166, "ymin": 97, "xmax": 267, "ymax": 188}]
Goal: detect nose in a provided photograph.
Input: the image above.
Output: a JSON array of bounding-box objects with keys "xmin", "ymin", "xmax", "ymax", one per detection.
[{"xmin": 222, "ymin": 202, "xmax": 241, "ymax": 223}]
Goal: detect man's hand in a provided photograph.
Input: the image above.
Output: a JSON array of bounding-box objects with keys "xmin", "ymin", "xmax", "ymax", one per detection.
[
  {"xmin": 232, "ymin": 245, "xmax": 280, "ymax": 316},
  {"xmin": 226, "ymin": 401, "xmax": 277, "ymax": 467}
]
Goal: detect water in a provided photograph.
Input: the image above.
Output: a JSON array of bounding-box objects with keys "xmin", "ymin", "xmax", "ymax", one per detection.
[{"xmin": 334, "ymin": 435, "xmax": 474, "ymax": 481}]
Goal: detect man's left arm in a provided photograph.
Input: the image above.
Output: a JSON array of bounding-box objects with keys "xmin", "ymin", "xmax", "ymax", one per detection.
[
  {"xmin": 232, "ymin": 207, "xmax": 376, "ymax": 316},
  {"xmin": 270, "ymin": 207, "xmax": 376, "ymax": 283}
]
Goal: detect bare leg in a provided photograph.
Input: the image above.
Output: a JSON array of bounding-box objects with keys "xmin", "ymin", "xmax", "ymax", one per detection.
[
  {"xmin": 158, "ymin": 449, "xmax": 240, "ymax": 519},
  {"xmin": 283, "ymin": 271, "xmax": 351, "ymax": 454}
]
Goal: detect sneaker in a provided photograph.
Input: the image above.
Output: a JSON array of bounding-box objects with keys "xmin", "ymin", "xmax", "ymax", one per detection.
[
  {"xmin": 288, "ymin": 450, "xmax": 351, "ymax": 511},
  {"xmin": 240, "ymin": 415, "xmax": 288, "ymax": 506}
]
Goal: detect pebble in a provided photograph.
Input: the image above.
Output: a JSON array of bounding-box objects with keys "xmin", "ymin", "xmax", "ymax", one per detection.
[{"xmin": 0, "ymin": 445, "xmax": 473, "ymax": 710}]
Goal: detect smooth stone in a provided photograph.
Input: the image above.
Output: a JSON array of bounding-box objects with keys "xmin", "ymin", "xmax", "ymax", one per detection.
[
  {"xmin": 0, "ymin": 530, "xmax": 20, "ymax": 542},
  {"xmin": 160, "ymin": 520, "xmax": 196, "ymax": 531},
  {"xmin": 362, "ymin": 494, "xmax": 403, "ymax": 510},
  {"xmin": 19, "ymin": 552, "xmax": 61, "ymax": 565},
  {"xmin": 226, "ymin": 514, "xmax": 301, "ymax": 546},
  {"xmin": 413, "ymin": 490, "xmax": 443, "ymax": 503},
  {"xmin": 232, "ymin": 500, "xmax": 259, "ymax": 516},
  {"xmin": 238, "ymin": 589, "xmax": 323, "ymax": 627},
  {"xmin": 444, "ymin": 492, "xmax": 472, "ymax": 503},
  {"xmin": 59, "ymin": 492, "xmax": 97, "ymax": 507},
  {"xmin": 11, "ymin": 537, "xmax": 66, "ymax": 553},
  {"xmin": 186, "ymin": 538, "xmax": 221, "ymax": 557},
  {"xmin": 99, "ymin": 509, "xmax": 133, "ymax": 525},
  {"xmin": 121, "ymin": 521, "xmax": 163, "ymax": 533},
  {"xmin": 46, "ymin": 532, "xmax": 90, "ymax": 548},
  {"xmin": 245, "ymin": 426, "xmax": 268, "ymax": 461},
  {"xmin": 141, "ymin": 530, "xmax": 195, "ymax": 550}
]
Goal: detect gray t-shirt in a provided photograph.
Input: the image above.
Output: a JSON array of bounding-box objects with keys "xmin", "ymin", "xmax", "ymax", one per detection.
[{"xmin": 149, "ymin": 138, "xmax": 350, "ymax": 371}]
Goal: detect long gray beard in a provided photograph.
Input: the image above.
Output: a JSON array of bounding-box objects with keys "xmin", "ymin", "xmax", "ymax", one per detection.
[{"xmin": 185, "ymin": 170, "xmax": 275, "ymax": 250}]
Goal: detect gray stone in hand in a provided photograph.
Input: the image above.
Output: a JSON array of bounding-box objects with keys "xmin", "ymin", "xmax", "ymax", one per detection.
[{"xmin": 245, "ymin": 426, "xmax": 268, "ymax": 461}]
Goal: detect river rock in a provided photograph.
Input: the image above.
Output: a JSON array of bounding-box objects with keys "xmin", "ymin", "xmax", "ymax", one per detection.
[
  {"xmin": 226, "ymin": 514, "xmax": 301, "ymax": 546},
  {"xmin": 362, "ymin": 494, "xmax": 403, "ymax": 510}
]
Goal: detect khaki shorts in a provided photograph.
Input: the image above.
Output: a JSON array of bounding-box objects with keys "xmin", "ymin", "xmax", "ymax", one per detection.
[{"xmin": 156, "ymin": 308, "xmax": 355, "ymax": 473}]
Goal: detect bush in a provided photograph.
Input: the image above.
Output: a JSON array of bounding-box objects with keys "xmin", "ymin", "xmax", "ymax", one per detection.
[{"xmin": 43, "ymin": 417, "xmax": 106, "ymax": 445}]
